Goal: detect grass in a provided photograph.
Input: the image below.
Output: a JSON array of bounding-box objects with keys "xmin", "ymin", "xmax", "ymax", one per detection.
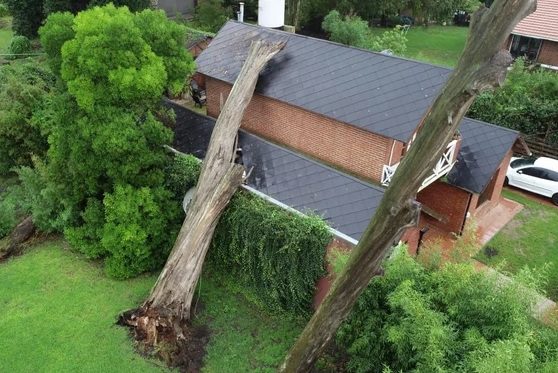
[
  {"xmin": 0, "ymin": 240, "xmax": 303, "ymax": 372},
  {"xmin": 370, "ymin": 25, "xmax": 468, "ymax": 67},
  {"xmin": 475, "ymin": 189, "xmax": 558, "ymax": 299}
]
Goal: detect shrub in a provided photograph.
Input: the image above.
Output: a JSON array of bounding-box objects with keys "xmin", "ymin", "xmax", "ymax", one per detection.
[
  {"xmin": 337, "ymin": 246, "xmax": 557, "ymax": 372},
  {"xmin": 3, "ymin": 0, "xmax": 43, "ymax": 37},
  {"xmin": 0, "ymin": 193, "xmax": 18, "ymax": 238},
  {"xmin": 193, "ymin": 0, "xmax": 231, "ymax": 33},
  {"xmin": 39, "ymin": 12, "xmax": 75, "ymax": 76},
  {"xmin": 322, "ymin": 10, "xmax": 369, "ymax": 48},
  {"xmin": 165, "ymin": 153, "xmax": 201, "ymax": 198},
  {"xmin": 210, "ymin": 191, "xmax": 331, "ymax": 314},
  {"xmin": 0, "ymin": 60, "xmax": 55, "ymax": 174},
  {"xmin": 101, "ymin": 185, "xmax": 179, "ymax": 278},
  {"xmin": 0, "ymin": 3, "xmax": 9, "ymax": 18},
  {"xmin": 469, "ymin": 58, "xmax": 558, "ymax": 147},
  {"xmin": 8, "ymin": 35, "xmax": 32, "ymax": 58}
]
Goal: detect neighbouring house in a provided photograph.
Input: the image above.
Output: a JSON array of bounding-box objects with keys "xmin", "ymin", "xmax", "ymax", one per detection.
[{"xmin": 505, "ymin": 0, "xmax": 558, "ymax": 68}]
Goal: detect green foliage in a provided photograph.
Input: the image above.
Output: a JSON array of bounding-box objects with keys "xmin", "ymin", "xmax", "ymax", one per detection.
[
  {"xmin": 3, "ymin": 0, "xmax": 43, "ymax": 37},
  {"xmin": 0, "ymin": 3, "xmax": 9, "ymax": 18},
  {"xmin": 192, "ymin": 0, "xmax": 231, "ymax": 33},
  {"xmin": 101, "ymin": 185, "xmax": 179, "ymax": 279},
  {"xmin": 26, "ymin": 4, "xmax": 194, "ymax": 278},
  {"xmin": 165, "ymin": 153, "xmax": 201, "ymax": 198},
  {"xmin": 133, "ymin": 9, "xmax": 195, "ymax": 95},
  {"xmin": 322, "ymin": 10, "xmax": 369, "ymax": 47},
  {"xmin": 469, "ymin": 59, "xmax": 558, "ymax": 146},
  {"xmin": 7, "ymin": 35, "xmax": 31, "ymax": 58},
  {"xmin": 337, "ymin": 246, "xmax": 558, "ymax": 372},
  {"xmin": 0, "ymin": 60, "xmax": 55, "ymax": 174},
  {"xmin": 367, "ymin": 26, "xmax": 407, "ymax": 55},
  {"xmin": 60, "ymin": 4, "xmax": 167, "ymax": 112},
  {"xmin": 210, "ymin": 191, "xmax": 331, "ymax": 314},
  {"xmin": 0, "ymin": 191, "xmax": 19, "ymax": 238},
  {"xmin": 39, "ymin": 12, "xmax": 75, "ymax": 76},
  {"xmin": 322, "ymin": 11, "xmax": 407, "ymax": 55},
  {"xmin": 88, "ymin": 0, "xmax": 151, "ymax": 12}
]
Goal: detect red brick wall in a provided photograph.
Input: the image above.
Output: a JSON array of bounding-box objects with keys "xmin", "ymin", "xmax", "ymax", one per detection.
[
  {"xmin": 205, "ymin": 76, "xmax": 402, "ymax": 182},
  {"xmin": 417, "ymin": 181, "xmax": 472, "ymax": 234},
  {"xmin": 538, "ymin": 40, "xmax": 558, "ymax": 66}
]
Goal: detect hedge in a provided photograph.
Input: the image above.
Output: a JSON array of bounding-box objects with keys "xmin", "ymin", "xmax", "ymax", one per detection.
[{"xmin": 210, "ymin": 191, "xmax": 332, "ymax": 314}]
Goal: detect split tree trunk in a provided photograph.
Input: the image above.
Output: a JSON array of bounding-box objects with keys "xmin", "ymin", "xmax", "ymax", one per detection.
[
  {"xmin": 145, "ymin": 40, "xmax": 285, "ymax": 320},
  {"xmin": 280, "ymin": 0, "xmax": 536, "ymax": 371}
]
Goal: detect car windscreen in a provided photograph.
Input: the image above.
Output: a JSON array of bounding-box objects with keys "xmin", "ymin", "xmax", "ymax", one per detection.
[{"xmin": 510, "ymin": 157, "xmax": 536, "ymax": 169}]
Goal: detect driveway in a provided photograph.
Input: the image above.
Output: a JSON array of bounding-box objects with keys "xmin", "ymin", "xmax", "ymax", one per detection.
[{"xmin": 504, "ymin": 185, "xmax": 556, "ymax": 208}]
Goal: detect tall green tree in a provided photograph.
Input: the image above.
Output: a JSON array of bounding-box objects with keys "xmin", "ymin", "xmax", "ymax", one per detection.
[{"xmin": 32, "ymin": 4, "xmax": 195, "ymax": 278}]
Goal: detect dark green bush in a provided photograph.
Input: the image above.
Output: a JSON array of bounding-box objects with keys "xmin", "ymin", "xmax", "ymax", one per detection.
[
  {"xmin": 0, "ymin": 60, "xmax": 56, "ymax": 174},
  {"xmin": 210, "ymin": 191, "xmax": 331, "ymax": 314},
  {"xmin": 193, "ymin": 0, "xmax": 231, "ymax": 33},
  {"xmin": 8, "ymin": 35, "xmax": 32, "ymax": 58},
  {"xmin": 469, "ymin": 58, "xmax": 558, "ymax": 147},
  {"xmin": 0, "ymin": 3, "xmax": 9, "ymax": 17},
  {"xmin": 165, "ymin": 153, "xmax": 201, "ymax": 198},
  {"xmin": 337, "ymin": 246, "xmax": 557, "ymax": 372},
  {"xmin": 88, "ymin": 0, "xmax": 151, "ymax": 12},
  {"xmin": 4, "ymin": 0, "xmax": 43, "ymax": 37},
  {"xmin": 0, "ymin": 193, "xmax": 18, "ymax": 238}
]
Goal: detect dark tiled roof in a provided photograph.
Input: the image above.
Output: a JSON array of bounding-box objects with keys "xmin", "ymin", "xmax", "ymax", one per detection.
[
  {"xmin": 447, "ymin": 118, "xmax": 519, "ymax": 194},
  {"xmin": 196, "ymin": 21, "xmax": 451, "ymax": 142},
  {"xmin": 170, "ymin": 102, "xmax": 384, "ymax": 240}
]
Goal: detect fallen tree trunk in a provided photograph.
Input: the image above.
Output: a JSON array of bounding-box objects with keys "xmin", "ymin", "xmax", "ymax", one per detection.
[
  {"xmin": 280, "ymin": 0, "xmax": 536, "ymax": 371},
  {"xmin": 122, "ymin": 40, "xmax": 284, "ymax": 368},
  {"xmin": 0, "ymin": 217, "xmax": 36, "ymax": 261}
]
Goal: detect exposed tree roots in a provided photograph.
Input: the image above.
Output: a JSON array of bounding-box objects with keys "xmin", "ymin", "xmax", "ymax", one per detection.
[{"xmin": 118, "ymin": 305, "xmax": 210, "ymax": 372}]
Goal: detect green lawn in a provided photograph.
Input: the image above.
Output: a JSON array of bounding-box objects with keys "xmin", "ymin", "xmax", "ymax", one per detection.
[
  {"xmin": 371, "ymin": 25, "xmax": 468, "ymax": 67},
  {"xmin": 0, "ymin": 240, "xmax": 303, "ymax": 372},
  {"xmin": 476, "ymin": 189, "xmax": 558, "ymax": 299}
]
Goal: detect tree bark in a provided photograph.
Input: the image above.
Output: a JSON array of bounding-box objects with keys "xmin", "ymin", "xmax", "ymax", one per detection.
[
  {"xmin": 145, "ymin": 40, "xmax": 285, "ymax": 321},
  {"xmin": 286, "ymin": 0, "xmax": 301, "ymax": 29},
  {"xmin": 0, "ymin": 217, "xmax": 35, "ymax": 261},
  {"xmin": 280, "ymin": 1, "xmax": 536, "ymax": 371}
]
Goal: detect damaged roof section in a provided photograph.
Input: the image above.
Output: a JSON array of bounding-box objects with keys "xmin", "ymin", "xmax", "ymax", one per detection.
[{"xmin": 170, "ymin": 102, "xmax": 384, "ymax": 240}]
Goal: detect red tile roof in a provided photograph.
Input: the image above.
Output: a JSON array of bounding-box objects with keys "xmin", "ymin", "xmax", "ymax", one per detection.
[{"xmin": 512, "ymin": 0, "xmax": 558, "ymax": 42}]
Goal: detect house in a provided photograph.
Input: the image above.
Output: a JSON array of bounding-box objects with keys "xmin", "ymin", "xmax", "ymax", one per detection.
[
  {"xmin": 506, "ymin": 0, "xmax": 558, "ymax": 68},
  {"xmin": 181, "ymin": 21, "xmax": 527, "ymax": 255}
]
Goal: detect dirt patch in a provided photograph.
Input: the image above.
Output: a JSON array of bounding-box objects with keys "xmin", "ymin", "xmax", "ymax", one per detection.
[
  {"xmin": 118, "ymin": 305, "xmax": 210, "ymax": 373},
  {"xmin": 498, "ymin": 218, "xmax": 523, "ymax": 240}
]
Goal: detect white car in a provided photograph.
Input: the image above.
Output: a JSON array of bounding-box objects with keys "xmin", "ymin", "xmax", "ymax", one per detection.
[{"xmin": 506, "ymin": 156, "xmax": 558, "ymax": 205}]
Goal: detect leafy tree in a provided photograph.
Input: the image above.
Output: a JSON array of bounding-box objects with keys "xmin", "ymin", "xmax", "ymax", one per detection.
[
  {"xmin": 337, "ymin": 246, "xmax": 558, "ymax": 372},
  {"xmin": 88, "ymin": 0, "xmax": 151, "ymax": 12},
  {"xmin": 469, "ymin": 58, "xmax": 558, "ymax": 146},
  {"xmin": 39, "ymin": 12, "xmax": 75, "ymax": 76},
  {"xmin": 3, "ymin": 0, "xmax": 43, "ymax": 37},
  {"xmin": 0, "ymin": 61, "xmax": 56, "ymax": 174},
  {"xmin": 27, "ymin": 4, "xmax": 195, "ymax": 277}
]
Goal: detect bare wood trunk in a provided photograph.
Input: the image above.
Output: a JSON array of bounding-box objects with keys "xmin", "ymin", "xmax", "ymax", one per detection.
[
  {"xmin": 0, "ymin": 217, "xmax": 35, "ymax": 261},
  {"xmin": 280, "ymin": 1, "xmax": 536, "ymax": 371},
  {"xmin": 146, "ymin": 40, "xmax": 285, "ymax": 320}
]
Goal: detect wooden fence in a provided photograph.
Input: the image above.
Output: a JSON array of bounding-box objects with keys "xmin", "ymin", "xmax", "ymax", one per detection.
[{"xmin": 523, "ymin": 137, "xmax": 558, "ymax": 159}]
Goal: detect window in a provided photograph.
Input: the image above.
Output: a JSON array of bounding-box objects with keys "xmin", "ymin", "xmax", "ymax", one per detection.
[
  {"xmin": 543, "ymin": 170, "xmax": 558, "ymax": 182},
  {"xmin": 510, "ymin": 35, "xmax": 542, "ymax": 60},
  {"xmin": 519, "ymin": 167, "xmax": 545, "ymax": 178},
  {"xmin": 510, "ymin": 157, "xmax": 536, "ymax": 169}
]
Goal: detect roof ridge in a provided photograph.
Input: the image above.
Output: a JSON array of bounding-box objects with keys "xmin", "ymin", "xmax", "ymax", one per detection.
[{"xmin": 226, "ymin": 20, "xmax": 455, "ymax": 72}]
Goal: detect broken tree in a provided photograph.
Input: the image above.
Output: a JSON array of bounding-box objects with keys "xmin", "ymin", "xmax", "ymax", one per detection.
[
  {"xmin": 279, "ymin": 0, "xmax": 536, "ymax": 371},
  {"xmin": 122, "ymin": 40, "xmax": 284, "ymax": 361}
]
